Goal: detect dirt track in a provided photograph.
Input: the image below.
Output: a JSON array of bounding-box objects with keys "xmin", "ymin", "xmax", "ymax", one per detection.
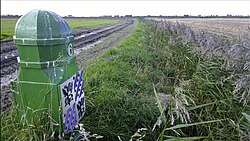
[
  {"xmin": 76, "ymin": 20, "xmax": 135, "ymax": 68},
  {"xmin": 0, "ymin": 20, "xmax": 135, "ymax": 113}
]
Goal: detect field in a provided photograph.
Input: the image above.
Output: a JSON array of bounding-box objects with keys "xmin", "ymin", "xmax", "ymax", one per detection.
[
  {"xmin": 0, "ymin": 18, "xmax": 17, "ymax": 39},
  {"xmin": 155, "ymin": 18, "xmax": 250, "ymax": 38},
  {"xmin": 1, "ymin": 18, "xmax": 250, "ymax": 141},
  {"xmin": 65, "ymin": 18, "xmax": 119, "ymax": 29},
  {"xmin": 0, "ymin": 17, "xmax": 119, "ymax": 39}
]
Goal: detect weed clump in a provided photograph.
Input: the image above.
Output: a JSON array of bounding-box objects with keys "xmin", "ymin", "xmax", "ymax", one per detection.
[{"xmin": 145, "ymin": 20, "xmax": 250, "ymax": 140}]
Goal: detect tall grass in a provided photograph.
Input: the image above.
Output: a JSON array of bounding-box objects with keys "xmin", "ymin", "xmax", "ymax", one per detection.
[
  {"xmin": 80, "ymin": 21, "xmax": 162, "ymax": 140},
  {"xmin": 1, "ymin": 19, "xmax": 249, "ymax": 140},
  {"xmin": 1, "ymin": 20, "xmax": 162, "ymax": 140},
  {"xmin": 144, "ymin": 20, "xmax": 250, "ymax": 140}
]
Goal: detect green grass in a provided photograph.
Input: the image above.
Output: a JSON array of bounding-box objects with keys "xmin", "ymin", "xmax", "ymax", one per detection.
[
  {"xmin": 143, "ymin": 20, "xmax": 250, "ymax": 141},
  {"xmin": 1, "ymin": 20, "xmax": 162, "ymax": 141},
  {"xmin": 76, "ymin": 19, "xmax": 249, "ymax": 140},
  {"xmin": 65, "ymin": 18, "xmax": 118, "ymax": 29},
  {"xmin": 1, "ymin": 19, "xmax": 249, "ymax": 140},
  {"xmin": 1, "ymin": 18, "xmax": 18, "ymax": 39},
  {"xmin": 0, "ymin": 18, "xmax": 118, "ymax": 40},
  {"xmin": 80, "ymin": 21, "xmax": 162, "ymax": 140}
]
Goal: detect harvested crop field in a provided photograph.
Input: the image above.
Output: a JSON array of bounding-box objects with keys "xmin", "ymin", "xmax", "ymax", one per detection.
[{"xmin": 155, "ymin": 18, "xmax": 250, "ymax": 38}]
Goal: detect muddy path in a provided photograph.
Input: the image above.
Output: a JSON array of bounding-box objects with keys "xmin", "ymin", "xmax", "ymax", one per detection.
[{"xmin": 0, "ymin": 20, "xmax": 135, "ymax": 112}]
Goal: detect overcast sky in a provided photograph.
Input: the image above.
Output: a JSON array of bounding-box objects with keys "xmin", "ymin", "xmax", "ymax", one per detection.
[{"xmin": 2, "ymin": 1, "xmax": 250, "ymax": 17}]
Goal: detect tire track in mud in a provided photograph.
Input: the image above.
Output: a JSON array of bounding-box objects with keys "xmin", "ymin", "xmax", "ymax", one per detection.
[{"xmin": 0, "ymin": 20, "xmax": 134, "ymax": 112}]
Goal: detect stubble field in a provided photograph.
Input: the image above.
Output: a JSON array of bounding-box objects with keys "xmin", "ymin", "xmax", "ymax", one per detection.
[{"xmin": 155, "ymin": 18, "xmax": 250, "ymax": 38}]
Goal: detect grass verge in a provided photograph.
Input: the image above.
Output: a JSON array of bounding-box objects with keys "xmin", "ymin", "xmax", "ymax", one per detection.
[
  {"xmin": 80, "ymin": 20, "xmax": 161, "ymax": 140},
  {"xmin": 1, "ymin": 19, "xmax": 249, "ymax": 140},
  {"xmin": 1, "ymin": 20, "xmax": 161, "ymax": 140},
  {"xmin": 143, "ymin": 20, "xmax": 250, "ymax": 140},
  {"xmin": 81, "ymin": 19, "xmax": 249, "ymax": 140}
]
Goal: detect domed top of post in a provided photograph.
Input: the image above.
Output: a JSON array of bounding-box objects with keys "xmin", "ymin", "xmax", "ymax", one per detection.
[
  {"xmin": 13, "ymin": 9, "xmax": 75, "ymax": 69},
  {"xmin": 14, "ymin": 9, "xmax": 74, "ymax": 46}
]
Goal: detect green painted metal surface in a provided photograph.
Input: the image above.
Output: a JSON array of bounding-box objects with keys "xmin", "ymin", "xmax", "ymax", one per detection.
[{"xmin": 12, "ymin": 9, "xmax": 85, "ymax": 133}]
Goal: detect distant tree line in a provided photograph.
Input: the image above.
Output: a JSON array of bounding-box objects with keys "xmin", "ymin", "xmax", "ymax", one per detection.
[
  {"xmin": 1, "ymin": 14, "xmax": 249, "ymax": 19},
  {"xmin": 63, "ymin": 14, "xmax": 250, "ymax": 19},
  {"xmin": 139, "ymin": 14, "xmax": 250, "ymax": 18},
  {"xmin": 1, "ymin": 14, "xmax": 21, "ymax": 18}
]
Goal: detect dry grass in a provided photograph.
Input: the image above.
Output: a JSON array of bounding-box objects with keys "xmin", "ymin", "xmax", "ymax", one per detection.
[
  {"xmin": 154, "ymin": 18, "xmax": 250, "ymax": 38},
  {"xmin": 145, "ymin": 19, "xmax": 250, "ymax": 140}
]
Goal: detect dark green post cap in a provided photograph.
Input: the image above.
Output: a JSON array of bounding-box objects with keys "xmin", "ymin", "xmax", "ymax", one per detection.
[{"xmin": 14, "ymin": 9, "xmax": 74, "ymax": 45}]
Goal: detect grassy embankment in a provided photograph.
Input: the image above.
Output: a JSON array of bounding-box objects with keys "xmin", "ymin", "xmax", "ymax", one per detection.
[
  {"xmin": 1, "ymin": 19, "xmax": 249, "ymax": 140},
  {"xmin": 81, "ymin": 21, "xmax": 162, "ymax": 140},
  {"xmin": 142, "ymin": 20, "xmax": 249, "ymax": 140},
  {"xmin": 81, "ymin": 19, "xmax": 249, "ymax": 140},
  {"xmin": 1, "ymin": 20, "xmax": 161, "ymax": 141},
  {"xmin": 0, "ymin": 18, "xmax": 118, "ymax": 39}
]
